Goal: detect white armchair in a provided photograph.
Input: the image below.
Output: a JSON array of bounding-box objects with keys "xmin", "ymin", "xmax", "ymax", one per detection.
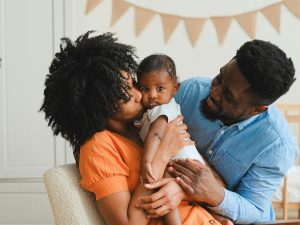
[
  {"xmin": 44, "ymin": 164, "xmax": 106, "ymax": 225},
  {"xmin": 273, "ymin": 104, "xmax": 300, "ymax": 220}
]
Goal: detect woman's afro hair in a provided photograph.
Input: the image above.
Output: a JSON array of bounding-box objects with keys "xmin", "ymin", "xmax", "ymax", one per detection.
[
  {"xmin": 40, "ymin": 31, "xmax": 138, "ymax": 150},
  {"xmin": 236, "ymin": 39, "xmax": 295, "ymax": 104}
]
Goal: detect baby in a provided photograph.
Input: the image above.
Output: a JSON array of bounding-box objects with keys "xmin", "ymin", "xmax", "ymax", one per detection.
[{"xmin": 137, "ymin": 54, "xmax": 205, "ymax": 225}]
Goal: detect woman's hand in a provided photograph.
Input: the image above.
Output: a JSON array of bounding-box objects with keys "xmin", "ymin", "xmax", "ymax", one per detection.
[
  {"xmin": 136, "ymin": 178, "xmax": 186, "ymax": 218},
  {"xmin": 159, "ymin": 115, "xmax": 194, "ymax": 159},
  {"xmin": 168, "ymin": 158, "xmax": 225, "ymax": 207},
  {"xmin": 140, "ymin": 162, "xmax": 156, "ymax": 184}
]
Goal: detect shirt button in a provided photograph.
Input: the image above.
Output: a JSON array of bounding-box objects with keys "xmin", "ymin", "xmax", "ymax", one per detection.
[
  {"xmin": 220, "ymin": 130, "xmax": 224, "ymax": 134},
  {"xmin": 209, "ymin": 220, "xmax": 216, "ymax": 224},
  {"xmin": 208, "ymin": 150, "xmax": 213, "ymax": 154}
]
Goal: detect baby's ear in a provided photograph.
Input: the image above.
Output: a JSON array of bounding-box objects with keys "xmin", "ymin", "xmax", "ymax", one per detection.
[{"xmin": 173, "ymin": 82, "xmax": 180, "ymax": 95}]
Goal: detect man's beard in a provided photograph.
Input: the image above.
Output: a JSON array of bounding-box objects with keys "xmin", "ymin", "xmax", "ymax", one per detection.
[
  {"xmin": 200, "ymin": 96, "xmax": 229, "ymax": 122},
  {"xmin": 200, "ymin": 98, "xmax": 246, "ymax": 125},
  {"xmin": 200, "ymin": 98, "xmax": 224, "ymax": 122}
]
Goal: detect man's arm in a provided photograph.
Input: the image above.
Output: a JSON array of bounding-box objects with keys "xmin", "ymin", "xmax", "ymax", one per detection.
[
  {"xmin": 198, "ymin": 155, "xmax": 226, "ymax": 187},
  {"xmin": 168, "ymin": 144, "xmax": 294, "ymax": 224}
]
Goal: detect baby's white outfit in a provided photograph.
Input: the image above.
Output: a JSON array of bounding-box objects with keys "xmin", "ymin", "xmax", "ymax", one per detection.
[{"xmin": 139, "ymin": 98, "xmax": 205, "ymax": 163}]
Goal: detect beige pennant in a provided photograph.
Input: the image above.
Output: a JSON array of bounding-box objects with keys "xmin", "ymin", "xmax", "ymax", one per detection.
[
  {"xmin": 160, "ymin": 14, "xmax": 181, "ymax": 43},
  {"xmin": 261, "ymin": 3, "xmax": 281, "ymax": 32},
  {"xmin": 183, "ymin": 18, "xmax": 206, "ymax": 47},
  {"xmin": 284, "ymin": 0, "xmax": 300, "ymax": 19},
  {"xmin": 111, "ymin": 0, "xmax": 131, "ymax": 26},
  {"xmin": 85, "ymin": 0, "xmax": 102, "ymax": 15},
  {"xmin": 211, "ymin": 16, "xmax": 232, "ymax": 45},
  {"xmin": 235, "ymin": 11, "xmax": 257, "ymax": 39},
  {"xmin": 135, "ymin": 7, "xmax": 156, "ymax": 37}
]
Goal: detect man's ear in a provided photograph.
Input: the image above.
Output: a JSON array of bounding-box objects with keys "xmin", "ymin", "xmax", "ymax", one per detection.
[{"xmin": 251, "ymin": 105, "xmax": 268, "ymax": 115}]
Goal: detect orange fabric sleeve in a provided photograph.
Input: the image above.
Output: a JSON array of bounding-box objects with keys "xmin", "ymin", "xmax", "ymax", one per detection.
[{"xmin": 79, "ymin": 137, "xmax": 130, "ymax": 200}]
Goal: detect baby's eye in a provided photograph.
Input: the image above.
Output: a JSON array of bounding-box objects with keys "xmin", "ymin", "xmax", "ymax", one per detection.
[
  {"xmin": 157, "ymin": 86, "xmax": 165, "ymax": 92},
  {"xmin": 140, "ymin": 86, "xmax": 148, "ymax": 92}
]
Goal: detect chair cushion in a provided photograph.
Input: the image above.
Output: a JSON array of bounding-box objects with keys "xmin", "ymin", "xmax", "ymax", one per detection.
[{"xmin": 44, "ymin": 163, "xmax": 107, "ymax": 225}]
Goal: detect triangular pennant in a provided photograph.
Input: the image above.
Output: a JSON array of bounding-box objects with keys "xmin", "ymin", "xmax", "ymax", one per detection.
[
  {"xmin": 85, "ymin": 0, "xmax": 102, "ymax": 15},
  {"xmin": 160, "ymin": 14, "xmax": 181, "ymax": 43},
  {"xmin": 261, "ymin": 3, "xmax": 281, "ymax": 33},
  {"xmin": 111, "ymin": 0, "xmax": 131, "ymax": 26},
  {"xmin": 284, "ymin": 0, "xmax": 300, "ymax": 19},
  {"xmin": 211, "ymin": 16, "xmax": 232, "ymax": 45},
  {"xmin": 135, "ymin": 7, "xmax": 156, "ymax": 37},
  {"xmin": 183, "ymin": 18, "xmax": 206, "ymax": 47},
  {"xmin": 235, "ymin": 11, "xmax": 257, "ymax": 39}
]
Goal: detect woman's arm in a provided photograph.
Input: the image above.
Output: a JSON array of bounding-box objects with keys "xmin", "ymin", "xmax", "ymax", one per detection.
[{"xmin": 97, "ymin": 187, "xmax": 149, "ymax": 225}]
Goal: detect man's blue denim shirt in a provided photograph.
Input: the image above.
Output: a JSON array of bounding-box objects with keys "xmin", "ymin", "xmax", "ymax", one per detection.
[{"xmin": 175, "ymin": 77, "xmax": 299, "ymax": 224}]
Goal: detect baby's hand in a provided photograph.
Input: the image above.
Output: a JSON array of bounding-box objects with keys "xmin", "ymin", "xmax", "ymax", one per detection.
[{"xmin": 140, "ymin": 162, "xmax": 156, "ymax": 184}]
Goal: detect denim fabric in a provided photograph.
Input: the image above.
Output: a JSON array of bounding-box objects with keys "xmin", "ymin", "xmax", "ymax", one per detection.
[{"xmin": 175, "ymin": 77, "xmax": 299, "ymax": 224}]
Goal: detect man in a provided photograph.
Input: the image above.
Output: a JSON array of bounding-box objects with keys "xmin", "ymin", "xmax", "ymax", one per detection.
[{"xmin": 138, "ymin": 40, "xmax": 298, "ymax": 224}]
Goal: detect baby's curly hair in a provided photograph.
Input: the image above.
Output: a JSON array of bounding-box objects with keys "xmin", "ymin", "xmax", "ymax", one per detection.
[
  {"xmin": 40, "ymin": 31, "xmax": 138, "ymax": 150},
  {"xmin": 236, "ymin": 40, "xmax": 295, "ymax": 105}
]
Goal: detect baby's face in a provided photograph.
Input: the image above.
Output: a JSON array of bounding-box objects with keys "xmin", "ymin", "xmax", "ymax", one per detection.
[{"xmin": 138, "ymin": 70, "xmax": 179, "ymax": 109}]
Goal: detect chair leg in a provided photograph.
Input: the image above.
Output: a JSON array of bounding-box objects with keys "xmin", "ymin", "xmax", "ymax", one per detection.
[{"xmin": 283, "ymin": 176, "xmax": 288, "ymax": 220}]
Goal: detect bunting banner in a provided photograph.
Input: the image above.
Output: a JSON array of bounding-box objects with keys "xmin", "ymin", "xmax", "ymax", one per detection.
[
  {"xmin": 235, "ymin": 11, "xmax": 257, "ymax": 39},
  {"xmin": 85, "ymin": 0, "xmax": 102, "ymax": 14},
  {"xmin": 261, "ymin": 3, "xmax": 281, "ymax": 32},
  {"xmin": 85, "ymin": 0, "xmax": 300, "ymax": 46},
  {"xmin": 135, "ymin": 7, "xmax": 156, "ymax": 37},
  {"xmin": 184, "ymin": 18, "xmax": 206, "ymax": 47},
  {"xmin": 211, "ymin": 16, "xmax": 232, "ymax": 45},
  {"xmin": 160, "ymin": 14, "xmax": 181, "ymax": 43},
  {"xmin": 111, "ymin": 0, "xmax": 131, "ymax": 26}
]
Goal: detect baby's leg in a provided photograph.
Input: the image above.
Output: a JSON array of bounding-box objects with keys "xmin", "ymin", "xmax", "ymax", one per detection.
[
  {"xmin": 162, "ymin": 210, "xmax": 182, "ymax": 225},
  {"xmin": 161, "ymin": 170, "xmax": 182, "ymax": 225}
]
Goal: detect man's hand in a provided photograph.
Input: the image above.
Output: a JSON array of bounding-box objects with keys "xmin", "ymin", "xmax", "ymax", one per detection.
[
  {"xmin": 168, "ymin": 158, "xmax": 225, "ymax": 207},
  {"xmin": 159, "ymin": 115, "xmax": 194, "ymax": 159},
  {"xmin": 136, "ymin": 178, "xmax": 185, "ymax": 218}
]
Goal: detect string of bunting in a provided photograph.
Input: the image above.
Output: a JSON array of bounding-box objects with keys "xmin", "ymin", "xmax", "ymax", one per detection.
[{"xmin": 85, "ymin": 0, "xmax": 300, "ymax": 46}]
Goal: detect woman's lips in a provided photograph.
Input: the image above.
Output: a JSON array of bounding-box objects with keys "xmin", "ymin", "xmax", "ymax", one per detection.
[{"xmin": 207, "ymin": 96, "xmax": 219, "ymax": 112}]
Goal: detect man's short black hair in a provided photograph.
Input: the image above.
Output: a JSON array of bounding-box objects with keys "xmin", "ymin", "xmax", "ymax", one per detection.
[
  {"xmin": 236, "ymin": 39, "xmax": 295, "ymax": 105},
  {"xmin": 40, "ymin": 31, "xmax": 138, "ymax": 150}
]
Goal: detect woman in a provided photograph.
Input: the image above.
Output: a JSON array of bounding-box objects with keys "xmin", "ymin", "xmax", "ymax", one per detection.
[{"xmin": 40, "ymin": 31, "xmax": 225, "ymax": 225}]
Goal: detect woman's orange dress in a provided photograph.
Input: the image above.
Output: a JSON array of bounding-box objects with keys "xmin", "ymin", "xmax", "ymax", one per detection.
[{"xmin": 80, "ymin": 130, "xmax": 221, "ymax": 225}]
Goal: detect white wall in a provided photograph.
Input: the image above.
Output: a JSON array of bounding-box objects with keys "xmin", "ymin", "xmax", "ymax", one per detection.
[
  {"xmin": 71, "ymin": 0, "xmax": 300, "ymax": 103},
  {"xmin": 0, "ymin": 1, "xmax": 299, "ymax": 224}
]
